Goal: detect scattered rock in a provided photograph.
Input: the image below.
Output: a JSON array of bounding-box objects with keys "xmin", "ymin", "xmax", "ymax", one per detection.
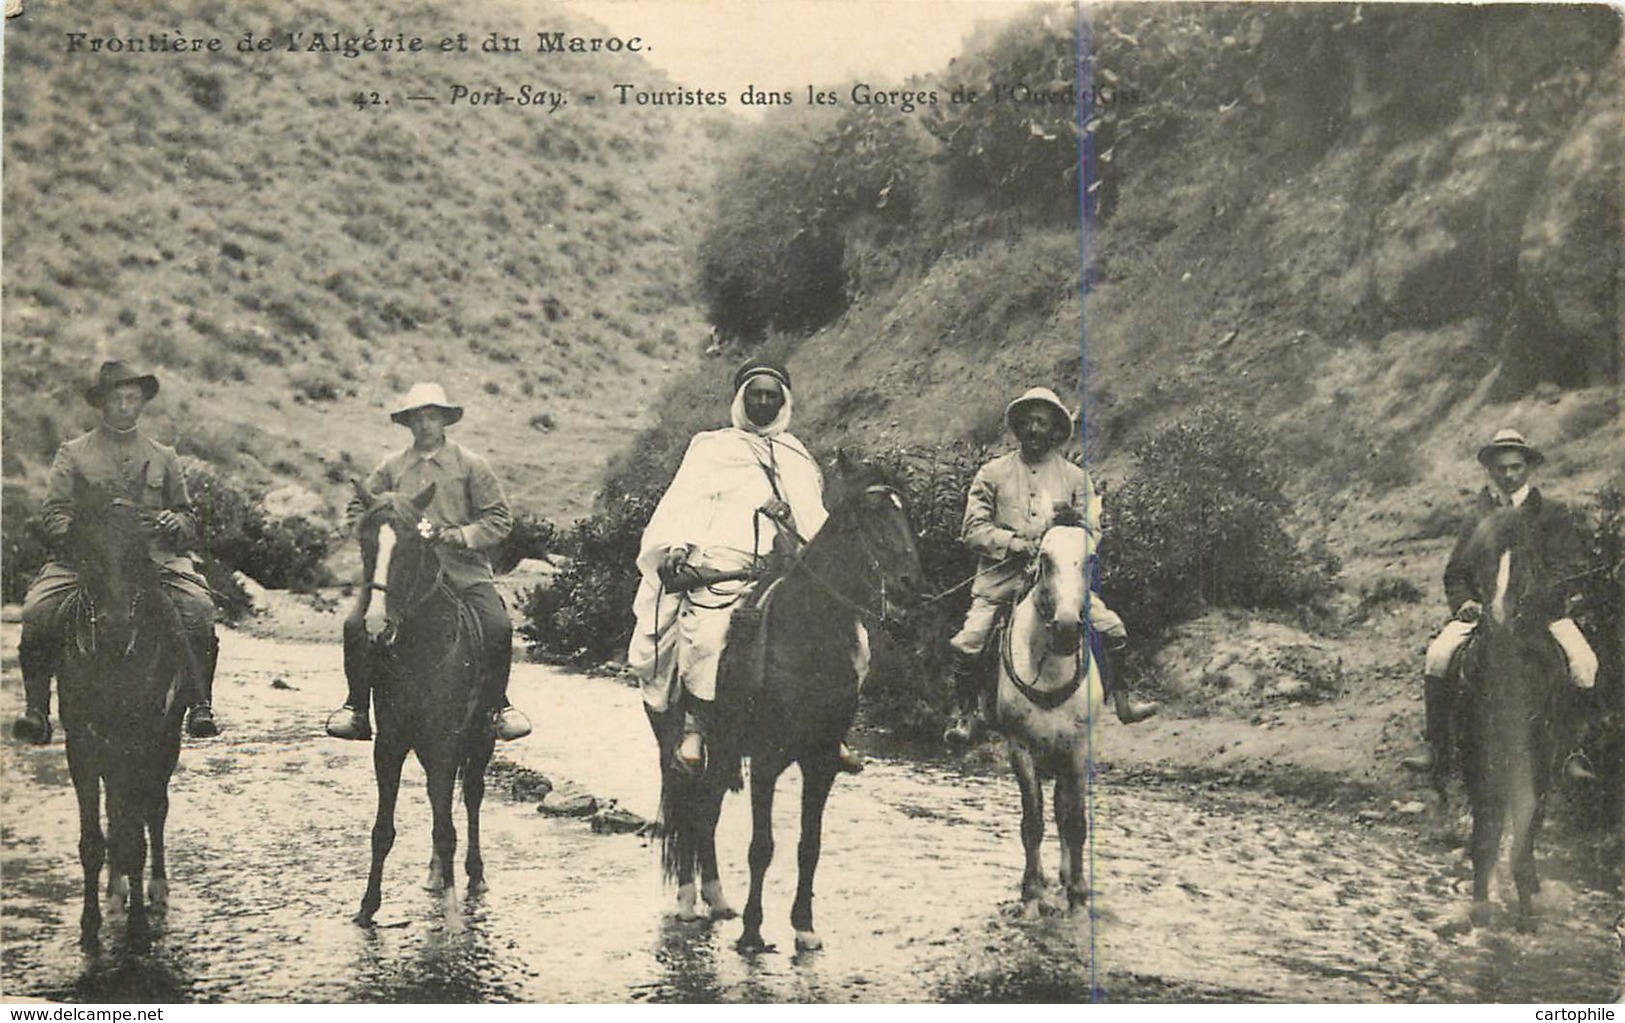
[
  {"xmin": 538, "ymin": 792, "xmax": 597, "ymax": 817},
  {"xmin": 270, "ymin": 677, "xmax": 297, "ymax": 691},
  {"xmin": 1394, "ymin": 801, "xmax": 1428, "ymax": 817},
  {"xmin": 1357, "ymin": 808, "xmax": 1386, "ymax": 823},
  {"xmin": 590, "ymin": 802, "xmax": 648, "ymax": 834}
]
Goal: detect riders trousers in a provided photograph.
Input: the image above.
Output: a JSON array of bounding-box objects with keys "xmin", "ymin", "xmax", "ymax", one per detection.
[
  {"xmin": 18, "ymin": 558, "xmax": 216, "ymax": 715},
  {"xmin": 951, "ymin": 590, "xmax": 1125, "ymax": 657},
  {"xmin": 1425, "ymin": 617, "xmax": 1597, "ymax": 688}
]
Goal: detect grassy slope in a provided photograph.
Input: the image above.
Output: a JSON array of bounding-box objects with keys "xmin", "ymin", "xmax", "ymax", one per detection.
[{"xmin": 2, "ymin": 0, "xmax": 730, "ymax": 524}]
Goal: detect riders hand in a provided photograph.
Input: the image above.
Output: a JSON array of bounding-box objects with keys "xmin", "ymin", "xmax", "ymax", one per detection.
[
  {"xmin": 759, "ymin": 498, "xmax": 792, "ymax": 523},
  {"xmin": 1455, "ymin": 599, "xmax": 1483, "ymax": 623},
  {"xmin": 153, "ymin": 509, "xmax": 182, "ymax": 536},
  {"xmin": 436, "ymin": 526, "xmax": 469, "ymax": 550},
  {"xmin": 657, "ymin": 545, "xmax": 693, "ymax": 589},
  {"xmin": 1008, "ymin": 536, "xmax": 1036, "ymax": 558}
]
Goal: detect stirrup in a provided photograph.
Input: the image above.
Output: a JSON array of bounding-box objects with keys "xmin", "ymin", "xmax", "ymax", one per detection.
[
  {"xmin": 186, "ymin": 702, "xmax": 220, "ymax": 739},
  {"xmin": 1562, "ymin": 751, "xmax": 1597, "ymax": 783},
  {"xmin": 325, "ymin": 705, "xmax": 373, "ymax": 741},
  {"xmin": 837, "ymin": 742, "xmax": 865, "ymax": 774},
  {"xmin": 493, "ymin": 705, "xmax": 532, "ymax": 741},
  {"xmin": 11, "ymin": 708, "xmax": 51, "ymax": 745}
]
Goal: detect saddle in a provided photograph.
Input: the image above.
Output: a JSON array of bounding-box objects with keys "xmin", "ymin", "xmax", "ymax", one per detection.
[{"xmin": 720, "ymin": 575, "xmax": 783, "ymax": 705}]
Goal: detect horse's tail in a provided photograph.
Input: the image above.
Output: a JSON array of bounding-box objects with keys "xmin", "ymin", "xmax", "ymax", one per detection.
[{"xmin": 656, "ymin": 772, "xmax": 683, "ymax": 884}]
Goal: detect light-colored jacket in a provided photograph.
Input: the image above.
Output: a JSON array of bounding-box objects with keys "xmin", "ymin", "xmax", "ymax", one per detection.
[{"xmin": 963, "ymin": 449, "xmax": 1098, "ymax": 600}]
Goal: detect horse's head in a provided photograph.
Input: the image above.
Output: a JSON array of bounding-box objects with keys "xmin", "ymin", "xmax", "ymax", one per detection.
[
  {"xmin": 65, "ymin": 467, "xmax": 159, "ymax": 629},
  {"xmin": 1467, "ymin": 507, "xmax": 1546, "ymax": 631},
  {"xmin": 351, "ymin": 479, "xmax": 441, "ymax": 630},
  {"xmin": 821, "ymin": 451, "xmax": 924, "ymax": 619},
  {"xmin": 1031, "ymin": 523, "xmax": 1093, "ymax": 656}
]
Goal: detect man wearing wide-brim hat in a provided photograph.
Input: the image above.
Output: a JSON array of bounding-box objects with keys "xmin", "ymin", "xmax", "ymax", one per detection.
[
  {"xmin": 942, "ymin": 386, "xmax": 1159, "ymax": 746},
  {"xmin": 12, "ymin": 360, "xmax": 221, "ymax": 744},
  {"xmin": 1404, "ymin": 428, "xmax": 1599, "ymax": 781},
  {"xmin": 326, "ymin": 382, "xmax": 531, "ymax": 742}
]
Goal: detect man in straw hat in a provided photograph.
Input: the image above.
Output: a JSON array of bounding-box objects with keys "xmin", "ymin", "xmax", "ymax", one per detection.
[
  {"xmin": 12, "ymin": 360, "xmax": 221, "ymax": 744},
  {"xmin": 629, "ymin": 357, "xmax": 863, "ymax": 774},
  {"xmin": 1402, "ymin": 428, "xmax": 1599, "ymax": 781},
  {"xmin": 326, "ymin": 382, "xmax": 531, "ymax": 742},
  {"xmin": 942, "ymin": 386, "xmax": 1159, "ymax": 746}
]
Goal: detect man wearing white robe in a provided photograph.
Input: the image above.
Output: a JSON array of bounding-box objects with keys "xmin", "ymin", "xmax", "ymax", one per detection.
[{"xmin": 631, "ymin": 358, "xmax": 862, "ymax": 771}]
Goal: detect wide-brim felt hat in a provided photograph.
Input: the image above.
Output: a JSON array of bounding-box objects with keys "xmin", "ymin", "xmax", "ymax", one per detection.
[
  {"xmin": 84, "ymin": 359, "xmax": 159, "ymax": 407},
  {"xmin": 1004, "ymin": 387, "xmax": 1076, "ymax": 435},
  {"xmin": 390, "ymin": 382, "xmax": 464, "ymax": 426},
  {"xmin": 1477, "ymin": 428, "xmax": 1543, "ymax": 467},
  {"xmin": 733, "ymin": 357, "xmax": 791, "ymax": 394}
]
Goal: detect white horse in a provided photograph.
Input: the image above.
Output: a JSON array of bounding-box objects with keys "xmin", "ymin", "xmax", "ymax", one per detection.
[{"xmin": 992, "ymin": 522, "xmax": 1106, "ymax": 919}]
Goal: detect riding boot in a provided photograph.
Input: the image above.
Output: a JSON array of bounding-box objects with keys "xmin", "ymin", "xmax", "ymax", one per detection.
[
  {"xmin": 483, "ymin": 629, "xmax": 530, "ymax": 741},
  {"xmin": 1560, "ymin": 687, "xmax": 1597, "ymax": 784},
  {"xmin": 184, "ymin": 631, "xmax": 221, "ymax": 738},
  {"xmin": 1402, "ymin": 674, "xmax": 1451, "ymax": 776},
  {"xmin": 942, "ymin": 650, "xmax": 986, "ymax": 746},
  {"xmin": 327, "ymin": 616, "xmax": 374, "ymax": 741},
  {"xmin": 12, "ymin": 626, "xmax": 59, "ymax": 745},
  {"xmin": 1098, "ymin": 640, "xmax": 1159, "ymax": 725}
]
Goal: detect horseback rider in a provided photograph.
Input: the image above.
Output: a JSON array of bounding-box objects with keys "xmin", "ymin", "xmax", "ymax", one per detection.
[
  {"xmin": 1402, "ymin": 428, "xmax": 1599, "ymax": 782},
  {"xmin": 942, "ymin": 386, "xmax": 1159, "ymax": 745},
  {"xmin": 326, "ymin": 383, "xmax": 532, "ymax": 742},
  {"xmin": 629, "ymin": 357, "xmax": 862, "ymax": 774},
  {"xmin": 12, "ymin": 360, "xmax": 221, "ymax": 744}
]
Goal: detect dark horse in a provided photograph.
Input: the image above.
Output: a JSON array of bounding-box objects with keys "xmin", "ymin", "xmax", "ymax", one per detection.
[
  {"xmin": 1454, "ymin": 506, "xmax": 1567, "ymax": 931},
  {"xmin": 57, "ymin": 468, "xmax": 198, "ymax": 951},
  {"xmin": 349, "ymin": 481, "xmax": 495, "ymax": 925},
  {"xmin": 652, "ymin": 454, "xmax": 923, "ymax": 952}
]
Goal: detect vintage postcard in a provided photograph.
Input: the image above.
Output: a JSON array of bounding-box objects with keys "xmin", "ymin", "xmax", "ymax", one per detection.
[{"xmin": 2, "ymin": 0, "xmax": 1621, "ymax": 1006}]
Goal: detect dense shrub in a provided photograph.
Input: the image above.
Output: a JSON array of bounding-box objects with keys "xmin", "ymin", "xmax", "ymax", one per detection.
[
  {"xmin": 1570, "ymin": 485, "xmax": 1624, "ymax": 842},
  {"xmin": 518, "ymin": 489, "xmax": 657, "ymax": 663},
  {"xmin": 698, "ymin": 106, "xmax": 927, "ymax": 342},
  {"xmin": 2, "ymin": 487, "xmax": 54, "ymax": 605},
  {"xmin": 1098, "ymin": 408, "xmax": 1339, "ymax": 640},
  {"xmin": 490, "ymin": 512, "xmax": 560, "ymax": 576},
  {"xmin": 184, "ymin": 459, "xmax": 333, "ymax": 597}
]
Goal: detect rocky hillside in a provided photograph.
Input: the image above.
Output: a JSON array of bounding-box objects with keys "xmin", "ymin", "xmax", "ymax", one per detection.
[
  {"xmin": 638, "ymin": 2, "xmax": 1620, "ymax": 565},
  {"xmin": 2, "ymin": 0, "xmax": 729, "ymax": 523}
]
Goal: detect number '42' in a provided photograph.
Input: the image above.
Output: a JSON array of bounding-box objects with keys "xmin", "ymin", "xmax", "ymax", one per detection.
[{"xmin": 353, "ymin": 91, "xmax": 385, "ymax": 110}]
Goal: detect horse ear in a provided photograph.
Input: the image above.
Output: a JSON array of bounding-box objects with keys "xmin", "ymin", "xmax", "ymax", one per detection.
[
  {"xmin": 352, "ymin": 478, "xmax": 373, "ymax": 506},
  {"xmin": 410, "ymin": 482, "xmax": 437, "ymax": 511}
]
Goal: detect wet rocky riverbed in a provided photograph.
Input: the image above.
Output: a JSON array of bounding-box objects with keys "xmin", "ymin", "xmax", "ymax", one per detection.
[{"xmin": 2, "ymin": 626, "xmax": 1620, "ymax": 1002}]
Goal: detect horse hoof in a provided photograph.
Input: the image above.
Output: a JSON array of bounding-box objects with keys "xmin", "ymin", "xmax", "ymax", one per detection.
[
  {"xmin": 467, "ymin": 877, "xmax": 489, "ymax": 896},
  {"xmin": 702, "ymin": 881, "xmax": 737, "ymax": 920},
  {"xmin": 675, "ymin": 885, "xmax": 705, "ymax": 921},
  {"xmin": 793, "ymin": 930, "xmax": 823, "ymax": 951},
  {"xmin": 1020, "ymin": 899, "xmax": 1044, "ymax": 922},
  {"xmin": 1469, "ymin": 902, "xmax": 1495, "ymax": 929},
  {"xmin": 1514, "ymin": 913, "xmax": 1539, "ymax": 935},
  {"xmin": 148, "ymin": 881, "xmax": 169, "ymax": 910},
  {"xmin": 736, "ymin": 932, "xmax": 775, "ymax": 954},
  {"xmin": 355, "ymin": 910, "xmax": 377, "ymax": 927}
]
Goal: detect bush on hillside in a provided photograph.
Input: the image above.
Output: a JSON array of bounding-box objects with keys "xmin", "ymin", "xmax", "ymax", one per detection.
[
  {"xmin": 1098, "ymin": 407, "xmax": 1339, "ymax": 640},
  {"xmin": 1570, "ymin": 484, "xmax": 1624, "ymax": 842},
  {"xmin": 2, "ymin": 488, "xmax": 54, "ymax": 605},
  {"xmin": 518, "ymin": 489, "xmax": 658, "ymax": 663},
  {"xmin": 698, "ymin": 107, "xmax": 926, "ymax": 342},
  {"xmin": 184, "ymin": 459, "xmax": 334, "ymax": 602}
]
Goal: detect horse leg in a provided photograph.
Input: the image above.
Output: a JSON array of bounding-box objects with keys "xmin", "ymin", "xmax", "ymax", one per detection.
[
  {"xmin": 1467, "ymin": 792, "xmax": 1503, "ymax": 929},
  {"xmin": 738, "ymin": 757, "xmax": 784, "ymax": 952},
  {"xmin": 358, "ymin": 739, "xmax": 407, "ymax": 925},
  {"xmin": 424, "ymin": 760, "xmax": 458, "ymax": 893},
  {"xmin": 67, "ymin": 746, "xmax": 105, "ymax": 951},
  {"xmin": 790, "ymin": 754, "xmax": 839, "ymax": 951},
  {"xmin": 106, "ymin": 787, "xmax": 150, "ymax": 951},
  {"xmin": 147, "ymin": 787, "xmax": 170, "ymax": 911},
  {"xmin": 463, "ymin": 747, "xmax": 491, "ymax": 895},
  {"xmin": 1011, "ymin": 744, "xmax": 1047, "ymax": 919},
  {"xmin": 699, "ymin": 785, "xmax": 736, "ymax": 920},
  {"xmin": 1055, "ymin": 769, "xmax": 1089, "ymax": 912},
  {"xmin": 1508, "ymin": 773, "xmax": 1542, "ymax": 932},
  {"xmin": 673, "ymin": 771, "xmax": 705, "ymax": 921}
]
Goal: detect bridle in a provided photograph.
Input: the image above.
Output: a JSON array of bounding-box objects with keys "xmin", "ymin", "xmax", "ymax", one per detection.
[
  {"xmin": 787, "ymin": 484, "xmax": 914, "ymax": 625},
  {"xmin": 1000, "ymin": 532, "xmax": 1091, "ymax": 710}
]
